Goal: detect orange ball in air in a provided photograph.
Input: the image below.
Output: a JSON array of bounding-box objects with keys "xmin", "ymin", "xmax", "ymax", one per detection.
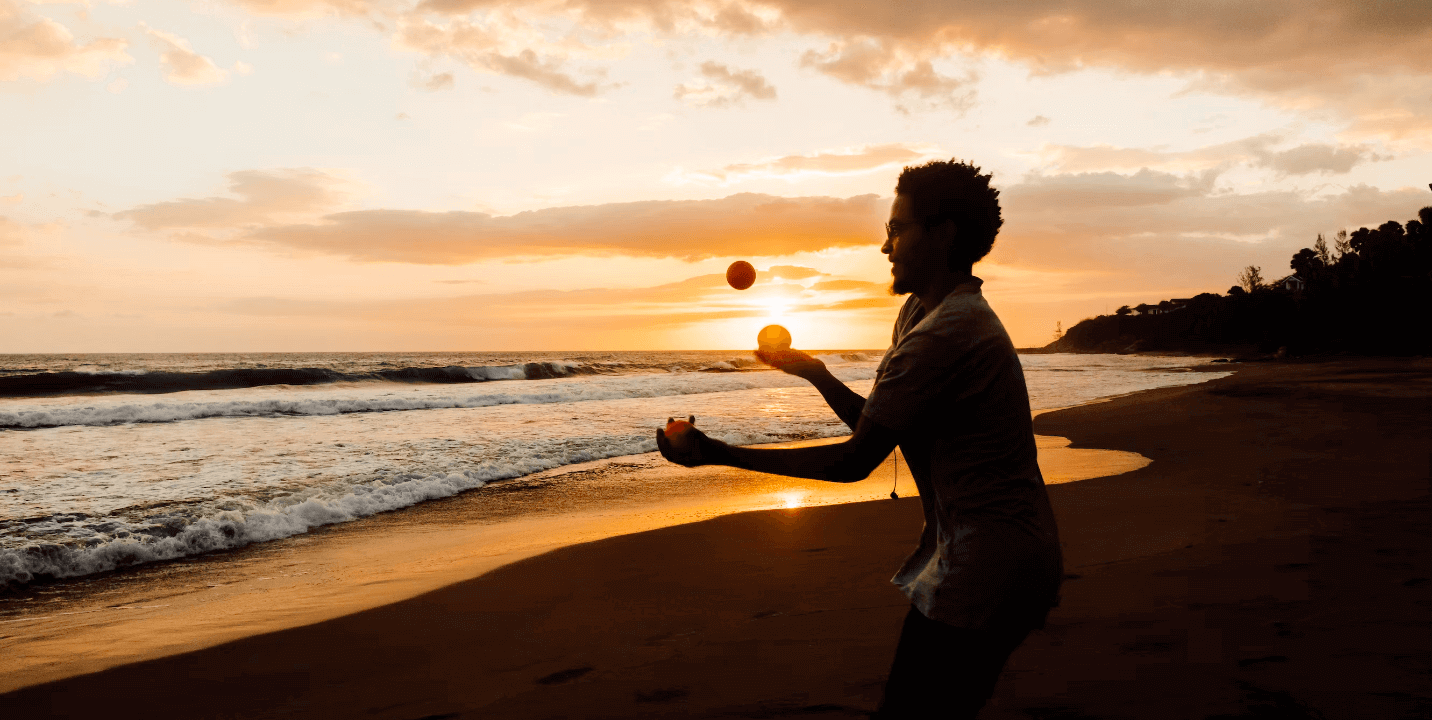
[{"xmin": 726, "ymin": 261, "xmax": 757, "ymax": 290}]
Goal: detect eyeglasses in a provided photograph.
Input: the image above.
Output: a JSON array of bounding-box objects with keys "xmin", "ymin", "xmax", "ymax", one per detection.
[{"xmin": 885, "ymin": 220, "xmax": 917, "ymax": 242}]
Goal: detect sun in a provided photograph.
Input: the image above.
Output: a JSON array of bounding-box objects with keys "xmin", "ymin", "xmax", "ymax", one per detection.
[{"xmin": 760, "ymin": 299, "xmax": 789, "ymax": 322}]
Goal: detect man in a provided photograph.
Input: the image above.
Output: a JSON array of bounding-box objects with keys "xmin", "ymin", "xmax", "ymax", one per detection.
[{"xmin": 657, "ymin": 159, "xmax": 1063, "ymax": 719}]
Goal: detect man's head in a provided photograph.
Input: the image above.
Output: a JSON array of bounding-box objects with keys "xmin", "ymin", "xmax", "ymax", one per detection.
[{"xmin": 883, "ymin": 160, "xmax": 1003, "ymax": 295}]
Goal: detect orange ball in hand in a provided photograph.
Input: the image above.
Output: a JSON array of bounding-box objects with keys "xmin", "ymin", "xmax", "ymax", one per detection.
[
  {"xmin": 726, "ymin": 261, "xmax": 756, "ymax": 290},
  {"xmin": 664, "ymin": 416, "xmax": 698, "ymax": 450},
  {"xmin": 757, "ymin": 324, "xmax": 792, "ymax": 351}
]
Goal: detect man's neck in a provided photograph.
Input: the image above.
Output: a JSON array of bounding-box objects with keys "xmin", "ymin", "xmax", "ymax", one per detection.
[{"xmin": 915, "ymin": 269, "xmax": 975, "ymax": 314}]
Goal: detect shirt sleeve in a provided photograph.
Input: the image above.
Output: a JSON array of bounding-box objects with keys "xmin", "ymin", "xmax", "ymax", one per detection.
[
  {"xmin": 863, "ymin": 298, "xmax": 1004, "ymax": 435},
  {"xmin": 863, "ymin": 325, "xmax": 954, "ymax": 434}
]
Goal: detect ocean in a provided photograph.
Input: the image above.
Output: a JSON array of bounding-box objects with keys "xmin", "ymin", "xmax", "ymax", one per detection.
[{"xmin": 0, "ymin": 351, "xmax": 1226, "ymax": 591}]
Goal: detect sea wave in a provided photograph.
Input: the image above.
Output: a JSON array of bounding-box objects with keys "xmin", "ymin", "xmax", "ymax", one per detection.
[
  {"xmin": 0, "ymin": 419, "xmax": 851, "ymax": 590},
  {"xmin": 0, "ymin": 353, "xmax": 885, "ymax": 399},
  {"xmin": 0, "ymin": 366, "xmax": 881, "ymax": 429},
  {"xmin": 0, "ymin": 362, "xmax": 611, "ymax": 398}
]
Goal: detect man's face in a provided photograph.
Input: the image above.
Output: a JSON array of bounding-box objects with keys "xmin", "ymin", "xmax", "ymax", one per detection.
[{"xmin": 883, "ymin": 194, "xmax": 945, "ymax": 296}]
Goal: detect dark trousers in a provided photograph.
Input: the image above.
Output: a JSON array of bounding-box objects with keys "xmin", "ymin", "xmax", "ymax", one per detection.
[{"xmin": 873, "ymin": 605, "xmax": 1030, "ymax": 719}]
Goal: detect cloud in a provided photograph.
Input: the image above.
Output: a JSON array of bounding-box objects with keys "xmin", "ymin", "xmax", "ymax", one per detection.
[
  {"xmin": 117, "ymin": 178, "xmax": 886, "ymax": 264},
  {"xmin": 1037, "ymin": 134, "xmax": 1387, "ymax": 176},
  {"xmin": 799, "ymin": 39, "xmax": 975, "ymax": 111},
  {"xmin": 216, "ymin": 267, "xmax": 902, "ymax": 347},
  {"xmin": 672, "ymin": 143, "xmax": 939, "ymax": 184},
  {"xmin": 788, "ymin": 0, "xmax": 1431, "ymax": 140},
  {"xmin": 393, "ymin": 0, "xmax": 1431, "ymax": 138},
  {"xmin": 0, "ymin": 215, "xmax": 24, "ymax": 245},
  {"xmin": 1256, "ymin": 143, "xmax": 1377, "ymax": 176},
  {"xmin": 395, "ymin": 16, "xmax": 604, "ymax": 96},
  {"xmin": 114, "ymin": 169, "xmax": 353, "ymax": 231},
  {"xmin": 766, "ymin": 265, "xmax": 823, "ymax": 280},
  {"xmin": 0, "ymin": 0, "xmax": 131, "ymax": 82},
  {"xmin": 416, "ymin": 70, "xmax": 454, "ymax": 90},
  {"xmin": 0, "ymin": 215, "xmax": 63, "ymax": 251},
  {"xmin": 139, "ymin": 24, "xmax": 227, "ymax": 86},
  {"xmin": 673, "ymin": 61, "xmax": 775, "ymax": 107},
  {"xmin": 228, "ymin": 0, "xmax": 388, "ymax": 19},
  {"xmin": 1027, "ymin": 115, "xmax": 1050, "ymax": 127},
  {"xmin": 243, "ymin": 193, "xmax": 885, "ymax": 263},
  {"xmin": 991, "ymin": 168, "xmax": 1432, "ymax": 288}
]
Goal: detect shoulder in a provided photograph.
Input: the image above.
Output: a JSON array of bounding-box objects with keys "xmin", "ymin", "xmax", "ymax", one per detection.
[{"xmin": 911, "ymin": 282, "xmax": 1003, "ymax": 345}]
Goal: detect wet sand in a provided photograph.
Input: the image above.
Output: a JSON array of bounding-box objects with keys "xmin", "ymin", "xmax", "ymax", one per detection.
[
  {"xmin": 0, "ymin": 423, "xmax": 1143, "ymax": 694},
  {"xmin": 4, "ymin": 358, "xmax": 1429, "ymax": 718}
]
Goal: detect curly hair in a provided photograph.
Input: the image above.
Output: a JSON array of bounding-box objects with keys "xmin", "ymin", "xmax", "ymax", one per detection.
[{"xmin": 895, "ymin": 159, "xmax": 1003, "ymax": 268}]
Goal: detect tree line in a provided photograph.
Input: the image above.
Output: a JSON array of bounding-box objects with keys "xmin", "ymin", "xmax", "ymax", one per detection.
[{"xmin": 1042, "ymin": 204, "xmax": 1432, "ymax": 356}]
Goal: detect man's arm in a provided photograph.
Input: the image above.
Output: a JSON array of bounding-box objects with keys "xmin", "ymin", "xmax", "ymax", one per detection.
[
  {"xmin": 657, "ymin": 413, "xmax": 897, "ymax": 483},
  {"xmin": 754, "ymin": 349, "xmax": 865, "ymax": 431}
]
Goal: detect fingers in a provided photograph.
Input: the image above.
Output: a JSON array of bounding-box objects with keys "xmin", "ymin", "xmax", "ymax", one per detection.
[{"xmin": 658, "ymin": 426, "xmax": 704, "ymax": 469}]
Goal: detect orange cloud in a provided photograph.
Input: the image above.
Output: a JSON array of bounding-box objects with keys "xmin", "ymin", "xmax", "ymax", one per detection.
[
  {"xmin": 249, "ymin": 193, "xmax": 883, "ymax": 263},
  {"xmin": 766, "ymin": 265, "xmax": 823, "ymax": 280},
  {"xmin": 228, "ymin": 0, "xmax": 390, "ymax": 18},
  {"xmin": 1038, "ymin": 134, "xmax": 1388, "ymax": 176},
  {"xmin": 116, "ymin": 178, "xmax": 885, "ymax": 262},
  {"xmin": 139, "ymin": 24, "xmax": 228, "ymax": 87},
  {"xmin": 674, "ymin": 143, "xmax": 937, "ymax": 184},
  {"xmin": 0, "ymin": 0, "xmax": 131, "ymax": 82},
  {"xmin": 993, "ymin": 169, "xmax": 1432, "ymax": 289},
  {"xmin": 387, "ymin": 0, "xmax": 1432, "ymax": 134},
  {"xmin": 114, "ymin": 169, "xmax": 353, "ymax": 231},
  {"xmin": 799, "ymin": 38, "xmax": 976, "ymax": 111},
  {"xmin": 674, "ymin": 61, "xmax": 776, "ymax": 107},
  {"xmin": 395, "ymin": 15, "xmax": 605, "ymax": 96},
  {"xmin": 0, "ymin": 215, "xmax": 25, "ymax": 245},
  {"xmin": 215, "ymin": 265, "xmax": 902, "ymax": 349}
]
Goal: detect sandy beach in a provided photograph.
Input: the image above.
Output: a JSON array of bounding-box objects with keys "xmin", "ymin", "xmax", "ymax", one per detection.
[{"xmin": 3, "ymin": 358, "xmax": 1429, "ymax": 718}]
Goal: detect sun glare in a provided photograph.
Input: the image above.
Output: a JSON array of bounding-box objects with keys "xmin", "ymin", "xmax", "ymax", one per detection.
[{"xmin": 777, "ymin": 491, "xmax": 805, "ymax": 509}]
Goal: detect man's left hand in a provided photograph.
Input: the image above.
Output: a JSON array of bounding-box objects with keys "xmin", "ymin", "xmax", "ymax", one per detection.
[{"xmin": 657, "ymin": 420, "xmax": 709, "ymax": 467}]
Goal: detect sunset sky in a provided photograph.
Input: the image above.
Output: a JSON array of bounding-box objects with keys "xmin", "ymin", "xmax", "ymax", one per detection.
[{"xmin": 3, "ymin": 0, "xmax": 1429, "ymax": 352}]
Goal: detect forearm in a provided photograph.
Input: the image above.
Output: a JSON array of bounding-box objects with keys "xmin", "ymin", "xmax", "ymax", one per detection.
[
  {"xmin": 806, "ymin": 370, "xmax": 866, "ymax": 431},
  {"xmin": 707, "ymin": 440, "xmax": 872, "ymax": 483}
]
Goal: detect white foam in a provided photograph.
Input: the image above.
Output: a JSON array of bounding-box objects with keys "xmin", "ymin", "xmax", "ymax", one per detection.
[{"xmin": 0, "ymin": 365, "xmax": 881, "ymax": 429}]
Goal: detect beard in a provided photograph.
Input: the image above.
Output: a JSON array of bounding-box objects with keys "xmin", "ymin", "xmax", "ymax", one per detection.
[{"xmin": 888, "ymin": 264, "xmax": 923, "ymax": 296}]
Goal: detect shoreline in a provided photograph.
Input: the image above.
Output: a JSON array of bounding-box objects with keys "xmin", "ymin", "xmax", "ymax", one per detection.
[
  {"xmin": 5, "ymin": 358, "xmax": 1428, "ymax": 716},
  {"xmin": 0, "ymin": 417, "xmax": 1148, "ymax": 694}
]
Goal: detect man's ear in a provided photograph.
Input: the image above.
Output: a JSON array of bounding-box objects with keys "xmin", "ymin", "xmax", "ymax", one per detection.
[{"xmin": 930, "ymin": 217, "xmax": 959, "ymax": 247}]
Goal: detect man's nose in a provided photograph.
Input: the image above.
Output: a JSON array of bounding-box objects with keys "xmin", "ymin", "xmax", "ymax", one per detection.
[{"xmin": 880, "ymin": 236, "xmax": 893, "ymax": 255}]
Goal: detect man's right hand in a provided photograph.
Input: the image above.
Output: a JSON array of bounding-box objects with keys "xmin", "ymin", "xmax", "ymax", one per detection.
[{"xmin": 754, "ymin": 347, "xmax": 828, "ymax": 382}]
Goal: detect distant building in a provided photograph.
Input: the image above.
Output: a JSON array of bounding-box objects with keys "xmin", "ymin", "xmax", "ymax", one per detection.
[{"xmin": 1280, "ymin": 275, "xmax": 1306, "ymax": 292}]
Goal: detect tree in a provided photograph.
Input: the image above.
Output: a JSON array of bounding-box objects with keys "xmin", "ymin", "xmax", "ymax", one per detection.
[
  {"xmin": 1333, "ymin": 229, "xmax": 1351, "ymax": 258},
  {"xmin": 1227, "ymin": 285, "xmax": 1246, "ymax": 296},
  {"xmin": 1237, "ymin": 265, "xmax": 1264, "ymax": 293},
  {"xmin": 1115, "ymin": 305, "xmax": 1132, "ymax": 316},
  {"xmin": 1314, "ymin": 234, "xmax": 1332, "ymax": 265},
  {"xmin": 1134, "ymin": 303, "xmax": 1152, "ymax": 315},
  {"xmin": 1291, "ymin": 248, "xmax": 1322, "ymax": 277},
  {"xmin": 1053, "ymin": 321, "xmax": 1063, "ymax": 341}
]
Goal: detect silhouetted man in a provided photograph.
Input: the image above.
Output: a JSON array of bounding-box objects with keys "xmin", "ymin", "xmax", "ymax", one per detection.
[{"xmin": 657, "ymin": 160, "xmax": 1063, "ymax": 719}]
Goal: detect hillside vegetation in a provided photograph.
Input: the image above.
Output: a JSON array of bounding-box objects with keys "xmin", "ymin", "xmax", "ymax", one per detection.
[{"xmin": 1040, "ymin": 205, "xmax": 1432, "ymax": 356}]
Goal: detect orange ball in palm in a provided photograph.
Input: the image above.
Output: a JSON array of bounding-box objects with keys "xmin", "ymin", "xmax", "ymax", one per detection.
[
  {"xmin": 757, "ymin": 324, "xmax": 792, "ymax": 351},
  {"xmin": 726, "ymin": 261, "xmax": 757, "ymax": 290}
]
